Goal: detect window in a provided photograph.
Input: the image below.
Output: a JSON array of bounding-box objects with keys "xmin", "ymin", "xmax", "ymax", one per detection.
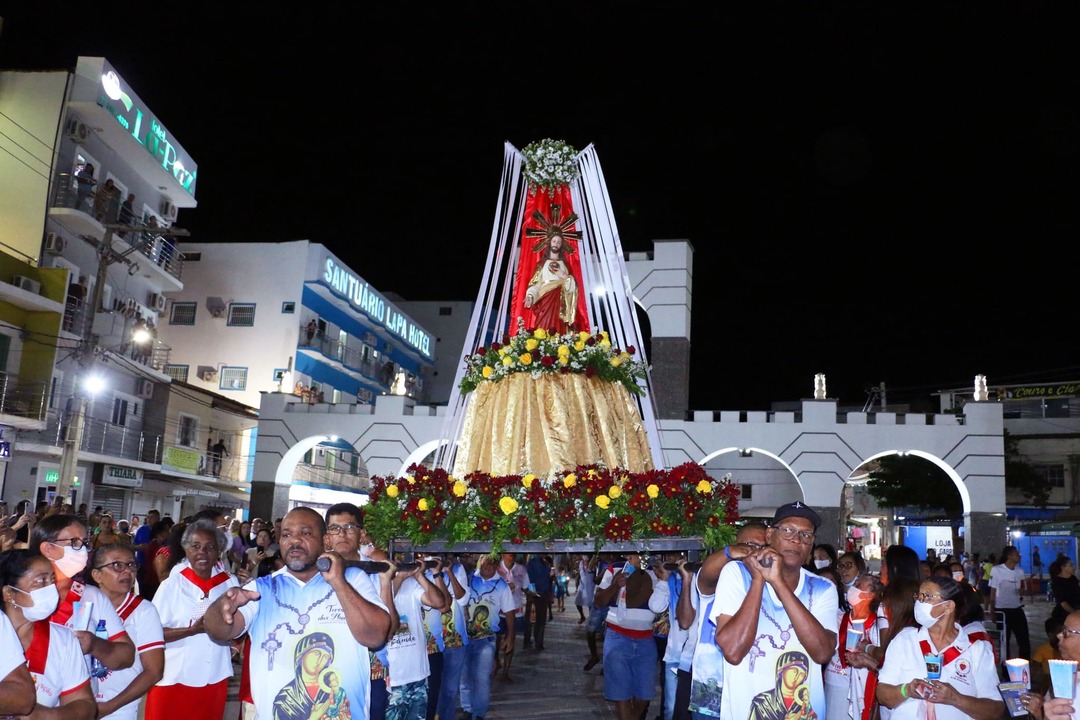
[
  {"xmin": 163, "ymin": 364, "xmax": 189, "ymax": 382},
  {"xmin": 741, "ymin": 484, "xmax": 753, "ymax": 500},
  {"xmin": 170, "ymin": 302, "xmax": 197, "ymax": 325},
  {"xmin": 177, "ymin": 413, "xmax": 199, "ymax": 447},
  {"xmin": 182, "ymin": 252, "xmax": 201, "ymax": 262},
  {"xmin": 219, "ymin": 366, "xmax": 248, "ymax": 391},
  {"xmin": 111, "ymin": 396, "xmax": 139, "ymax": 427},
  {"xmin": 273, "ymin": 368, "xmax": 287, "ymax": 382},
  {"xmin": 439, "ymin": 306, "xmax": 453, "ymax": 316},
  {"xmin": 227, "ymin": 303, "xmax": 256, "ymax": 326},
  {"xmin": 281, "ymin": 302, "xmax": 296, "ymax": 314},
  {"xmin": 1041, "ymin": 464, "xmax": 1066, "ymax": 488}
]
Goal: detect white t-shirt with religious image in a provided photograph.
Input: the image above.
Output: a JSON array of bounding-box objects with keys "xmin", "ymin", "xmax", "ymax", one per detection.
[
  {"xmin": 238, "ymin": 566, "xmax": 389, "ymax": 720},
  {"xmin": 712, "ymin": 561, "xmax": 839, "ymax": 720},
  {"xmin": 96, "ymin": 592, "xmax": 165, "ymax": 720},
  {"xmin": 387, "ymin": 576, "xmax": 430, "ymax": 687}
]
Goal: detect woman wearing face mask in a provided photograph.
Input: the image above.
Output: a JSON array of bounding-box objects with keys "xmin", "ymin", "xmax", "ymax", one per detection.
[
  {"xmin": 811, "ymin": 543, "xmax": 839, "ymax": 573},
  {"xmin": 843, "ymin": 576, "xmax": 888, "ymax": 720},
  {"xmin": 836, "ymin": 551, "xmax": 866, "ymax": 589},
  {"xmin": 876, "ymin": 576, "xmax": 1003, "ymax": 720},
  {"xmin": 0, "ymin": 548, "xmax": 96, "ymax": 719},
  {"xmin": 28, "ymin": 514, "xmax": 136, "ymax": 674}
]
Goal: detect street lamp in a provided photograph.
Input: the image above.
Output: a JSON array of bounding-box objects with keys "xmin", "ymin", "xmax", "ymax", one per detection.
[{"xmin": 54, "ymin": 221, "xmax": 189, "ymax": 502}]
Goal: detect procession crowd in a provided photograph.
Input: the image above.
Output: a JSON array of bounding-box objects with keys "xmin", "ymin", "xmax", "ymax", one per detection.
[{"xmin": 1, "ymin": 498, "xmax": 1079, "ymax": 720}]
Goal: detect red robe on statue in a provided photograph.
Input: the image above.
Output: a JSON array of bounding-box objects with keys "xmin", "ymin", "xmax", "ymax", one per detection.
[{"xmin": 508, "ymin": 185, "xmax": 590, "ymax": 335}]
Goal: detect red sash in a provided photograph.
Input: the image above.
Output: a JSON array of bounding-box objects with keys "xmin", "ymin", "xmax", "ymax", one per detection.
[
  {"xmin": 25, "ymin": 621, "xmax": 50, "ymax": 675},
  {"xmin": 49, "ymin": 580, "xmax": 84, "ymax": 626},
  {"xmin": 919, "ymin": 639, "xmax": 963, "ymax": 667},
  {"xmin": 117, "ymin": 592, "xmax": 144, "ymax": 621},
  {"xmin": 180, "ymin": 567, "xmax": 230, "ymax": 597}
]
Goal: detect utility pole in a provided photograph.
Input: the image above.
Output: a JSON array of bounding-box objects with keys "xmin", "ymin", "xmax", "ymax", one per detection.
[{"xmin": 55, "ymin": 222, "xmax": 190, "ymax": 503}]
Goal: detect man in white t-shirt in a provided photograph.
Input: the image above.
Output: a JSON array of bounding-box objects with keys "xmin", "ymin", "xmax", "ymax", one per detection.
[
  {"xmin": 990, "ymin": 545, "xmax": 1030, "ymax": 660},
  {"xmin": 385, "ymin": 560, "xmax": 448, "ymax": 719},
  {"xmin": 204, "ymin": 507, "xmax": 391, "ymax": 720},
  {"xmin": 714, "ymin": 502, "xmax": 839, "ymax": 720},
  {"xmin": 0, "ymin": 613, "xmax": 35, "ymax": 716}
]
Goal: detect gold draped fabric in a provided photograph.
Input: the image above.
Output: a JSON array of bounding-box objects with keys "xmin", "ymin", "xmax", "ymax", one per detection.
[{"xmin": 453, "ymin": 373, "xmax": 654, "ymax": 478}]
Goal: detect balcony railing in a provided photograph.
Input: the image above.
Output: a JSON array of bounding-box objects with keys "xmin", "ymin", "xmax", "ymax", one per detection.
[
  {"xmin": 299, "ymin": 326, "xmax": 387, "ymax": 383},
  {"xmin": 0, "ymin": 373, "xmax": 48, "ymax": 422},
  {"xmin": 293, "ymin": 461, "xmax": 370, "ymax": 492},
  {"xmin": 22, "ymin": 413, "xmax": 163, "ymax": 464},
  {"xmin": 52, "ymin": 173, "xmax": 184, "ymax": 281}
]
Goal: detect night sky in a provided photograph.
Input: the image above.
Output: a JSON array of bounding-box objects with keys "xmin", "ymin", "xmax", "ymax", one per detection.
[{"xmin": 3, "ymin": 6, "xmax": 1077, "ymax": 411}]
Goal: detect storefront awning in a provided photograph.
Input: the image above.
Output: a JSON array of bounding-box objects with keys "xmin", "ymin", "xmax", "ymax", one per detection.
[{"xmin": 165, "ymin": 478, "xmax": 250, "ymax": 509}]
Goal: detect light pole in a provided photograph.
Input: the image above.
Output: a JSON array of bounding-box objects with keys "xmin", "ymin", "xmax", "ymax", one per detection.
[{"xmin": 55, "ymin": 221, "xmax": 190, "ymax": 503}]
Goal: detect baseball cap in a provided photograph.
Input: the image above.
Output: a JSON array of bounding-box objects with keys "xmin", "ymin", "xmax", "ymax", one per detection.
[{"xmin": 771, "ymin": 501, "xmax": 821, "ymax": 530}]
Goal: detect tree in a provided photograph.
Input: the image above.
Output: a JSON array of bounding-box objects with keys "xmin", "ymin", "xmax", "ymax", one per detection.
[{"xmin": 865, "ymin": 455, "xmax": 960, "ymax": 515}]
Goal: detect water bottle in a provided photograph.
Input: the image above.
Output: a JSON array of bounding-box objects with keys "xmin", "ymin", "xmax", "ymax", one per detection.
[{"xmin": 90, "ymin": 619, "xmax": 109, "ymax": 678}]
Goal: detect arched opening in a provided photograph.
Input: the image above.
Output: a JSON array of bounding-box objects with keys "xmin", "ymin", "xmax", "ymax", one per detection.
[
  {"xmin": 699, "ymin": 446, "xmax": 804, "ymax": 524},
  {"xmin": 275, "ymin": 435, "xmax": 370, "ymax": 511}
]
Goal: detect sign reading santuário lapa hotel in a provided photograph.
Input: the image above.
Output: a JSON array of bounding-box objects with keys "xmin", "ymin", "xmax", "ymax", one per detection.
[{"xmin": 320, "ymin": 251, "xmax": 434, "ymax": 360}]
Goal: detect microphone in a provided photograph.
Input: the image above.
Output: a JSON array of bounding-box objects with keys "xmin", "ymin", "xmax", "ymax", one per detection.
[{"xmin": 315, "ymin": 557, "xmax": 427, "ymax": 574}]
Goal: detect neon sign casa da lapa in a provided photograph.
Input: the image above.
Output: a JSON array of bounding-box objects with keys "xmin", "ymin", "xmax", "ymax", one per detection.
[{"xmin": 323, "ymin": 258, "xmax": 433, "ymax": 359}]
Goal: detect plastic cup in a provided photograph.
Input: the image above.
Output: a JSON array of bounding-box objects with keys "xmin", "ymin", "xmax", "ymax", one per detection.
[
  {"xmin": 1048, "ymin": 659, "xmax": 1077, "ymax": 699},
  {"xmin": 1006, "ymin": 658, "xmax": 1031, "ymax": 689},
  {"xmin": 846, "ymin": 618, "xmax": 866, "ymax": 651}
]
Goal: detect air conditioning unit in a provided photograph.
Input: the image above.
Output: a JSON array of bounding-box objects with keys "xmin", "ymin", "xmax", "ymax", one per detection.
[
  {"xmin": 148, "ymin": 292, "xmax": 167, "ymax": 314},
  {"xmin": 135, "ymin": 379, "xmax": 154, "ymax": 399},
  {"xmin": 11, "ymin": 276, "xmax": 41, "ymax": 294},
  {"xmin": 159, "ymin": 200, "xmax": 177, "ymax": 221},
  {"xmin": 200, "ymin": 369, "xmax": 218, "ymax": 382},
  {"xmin": 44, "ymin": 232, "xmax": 66, "ymax": 255},
  {"xmin": 65, "ymin": 119, "xmax": 89, "ymax": 142}
]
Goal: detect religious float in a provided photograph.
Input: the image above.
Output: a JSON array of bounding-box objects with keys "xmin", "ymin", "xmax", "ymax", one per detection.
[{"xmin": 363, "ymin": 139, "xmax": 739, "ymax": 555}]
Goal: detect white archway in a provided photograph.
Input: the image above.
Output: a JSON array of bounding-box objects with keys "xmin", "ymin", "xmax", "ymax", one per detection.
[
  {"xmin": 853, "ymin": 449, "xmax": 972, "ymax": 516},
  {"xmin": 399, "ymin": 439, "xmax": 451, "ymax": 477}
]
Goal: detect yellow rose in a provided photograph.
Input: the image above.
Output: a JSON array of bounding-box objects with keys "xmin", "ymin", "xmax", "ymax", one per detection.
[
  {"xmin": 386, "ymin": 484, "xmax": 399, "ymax": 498},
  {"xmin": 564, "ymin": 473, "xmax": 577, "ymax": 488},
  {"xmin": 647, "ymin": 484, "xmax": 660, "ymax": 498},
  {"xmin": 595, "ymin": 495, "xmax": 610, "ymax": 509},
  {"xmin": 533, "ymin": 328, "xmax": 547, "ymax": 340},
  {"xmin": 696, "ymin": 480, "xmax": 713, "ymax": 494},
  {"xmin": 519, "ymin": 353, "xmax": 532, "ymax": 365},
  {"xmin": 608, "ymin": 485, "xmax": 622, "ymax": 499},
  {"xmin": 600, "ymin": 330, "xmax": 609, "ymax": 340},
  {"xmin": 574, "ymin": 341, "xmax": 585, "ymax": 352},
  {"xmin": 578, "ymin": 331, "xmax": 590, "ymax": 341},
  {"xmin": 452, "ymin": 481, "xmax": 467, "ymax": 497},
  {"xmin": 557, "ymin": 345, "xmax": 571, "ymax": 357},
  {"xmin": 418, "ymin": 498, "xmax": 429, "ymax": 511},
  {"xmin": 559, "ymin": 355, "xmax": 569, "ymax": 365},
  {"xmin": 610, "ymin": 357, "xmax": 622, "ymax": 367},
  {"xmin": 498, "ymin": 347, "xmax": 507, "ymax": 356},
  {"xmin": 522, "ymin": 473, "xmax": 536, "ymax": 489},
  {"xmin": 502, "ymin": 356, "xmax": 513, "ymax": 366},
  {"xmin": 499, "ymin": 497, "xmax": 519, "ymax": 515},
  {"xmin": 482, "ymin": 366, "xmax": 494, "ymax": 378},
  {"xmin": 600, "ymin": 339, "xmax": 611, "ymax": 348},
  {"xmin": 525, "ymin": 338, "xmax": 539, "ymax": 351}
]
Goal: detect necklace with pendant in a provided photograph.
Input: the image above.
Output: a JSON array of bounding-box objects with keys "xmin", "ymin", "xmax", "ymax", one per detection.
[{"xmin": 261, "ymin": 575, "xmax": 333, "ymax": 671}]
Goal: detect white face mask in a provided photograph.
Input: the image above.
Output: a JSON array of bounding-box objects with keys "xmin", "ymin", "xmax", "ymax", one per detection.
[
  {"xmin": 914, "ymin": 600, "xmax": 943, "ymax": 628},
  {"xmin": 814, "ymin": 558, "xmax": 831, "ymax": 569},
  {"xmin": 847, "ymin": 587, "xmax": 871, "ymax": 607},
  {"xmin": 8, "ymin": 584, "xmax": 60, "ymax": 621},
  {"xmin": 50, "ymin": 544, "xmax": 88, "ymax": 577},
  {"xmin": 952, "ymin": 571, "xmax": 965, "ymax": 582}
]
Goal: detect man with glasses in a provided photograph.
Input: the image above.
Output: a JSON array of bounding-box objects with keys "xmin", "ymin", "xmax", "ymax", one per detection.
[
  {"xmin": 324, "ymin": 502, "xmax": 398, "ymax": 720},
  {"xmin": 714, "ymin": 502, "xmax": 839, "ymax": 720},
  {"xmin": 29, "ymin": 514, "xmax": 136, "ymax": 684}
]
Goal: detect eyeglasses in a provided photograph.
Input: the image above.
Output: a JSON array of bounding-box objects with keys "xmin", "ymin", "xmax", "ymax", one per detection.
[
  {"xmin": 1059, "ymin": 627, "xmax": 1080, "ymax": 637},
  {"xmin": 741, "ymin": 542, "xmax": 766, "ymax": 550},
  {"xmin": 327, "ymin": 523, "xmax": 361, "ymax": 535},
  {"xmin": 913, "ymin": 592, "xmax": 944, "ymax": 602},
  {"xmin": 836, "ymin": 562, "xmax": 856, "ymax": 569},
  {"xmin": 94, "ymin": 561, "xmax": 140, "ymax": 573},
  {"xmin": 50, "ymin": 537, "xmax": 89, "ymax": 550},
  {"xmin": 772, "ymin": 525, "xmax": 815, "ymax": 544}
]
